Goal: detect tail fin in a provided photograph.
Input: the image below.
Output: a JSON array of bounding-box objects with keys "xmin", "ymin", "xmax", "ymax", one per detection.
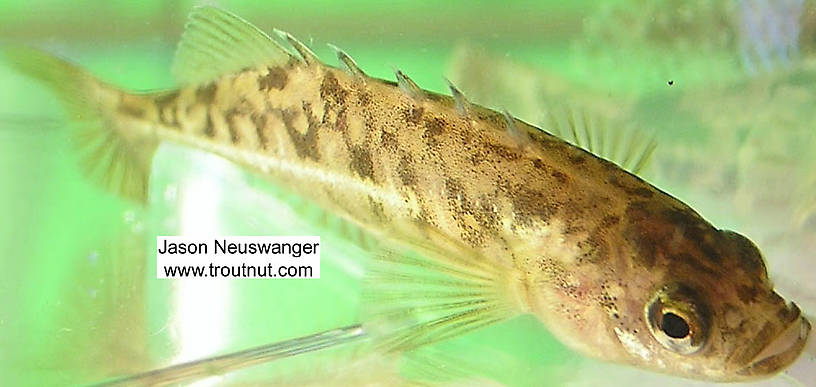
[{"xmin": 1, "ymin": 47, "xmax": 157, "ymax": 203}]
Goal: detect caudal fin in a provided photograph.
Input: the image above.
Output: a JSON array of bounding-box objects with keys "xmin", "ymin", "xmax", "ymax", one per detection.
[{"xmin": 1, "ymin": 47, "xmax": 157, "ymax": 203}]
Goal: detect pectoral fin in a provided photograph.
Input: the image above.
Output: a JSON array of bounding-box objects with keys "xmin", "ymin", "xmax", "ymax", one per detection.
[{"xmin": 360, "ymin": 228, "xmax": 522, "ymax": 352}]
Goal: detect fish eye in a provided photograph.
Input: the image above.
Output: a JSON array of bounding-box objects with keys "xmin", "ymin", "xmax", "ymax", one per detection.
[
  {"xmin": 646, "ymin": 283, "xmax": 710, "ymax": 355},
  {"xmin": 660, "ymin": 312, "xmax": 690, "ymax": 339}
]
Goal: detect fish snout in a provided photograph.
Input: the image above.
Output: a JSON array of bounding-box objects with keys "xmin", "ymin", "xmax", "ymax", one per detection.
[{"xmin": 737, "ymin": 307, "xmax": 810, "ymax": 378}]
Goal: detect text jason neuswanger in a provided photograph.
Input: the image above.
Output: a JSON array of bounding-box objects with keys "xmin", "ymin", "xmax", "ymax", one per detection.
[{"xmin": 158, "ymin": 238, "xmax": 319, "ymax": 257}]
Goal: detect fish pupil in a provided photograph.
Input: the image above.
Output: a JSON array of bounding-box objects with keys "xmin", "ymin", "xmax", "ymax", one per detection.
[{"xmin": 661, "ymin": 312, "xmax": 690, "ymax": 339}]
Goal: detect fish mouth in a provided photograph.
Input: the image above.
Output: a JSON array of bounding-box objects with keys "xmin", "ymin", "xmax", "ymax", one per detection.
[{"xmin": 737, "ymin": 314, "xmax": 811, "ymax": 377}]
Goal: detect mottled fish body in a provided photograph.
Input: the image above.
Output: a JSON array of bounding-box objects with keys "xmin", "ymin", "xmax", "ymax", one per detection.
[{"xmin": 2, "ymin": 6, "xmax": 809, "ymax": 382}]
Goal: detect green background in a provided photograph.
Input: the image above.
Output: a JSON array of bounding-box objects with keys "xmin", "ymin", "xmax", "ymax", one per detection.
[{"xmin": 1, "ymin": 1, "xmax": 815, "ymax": 385}]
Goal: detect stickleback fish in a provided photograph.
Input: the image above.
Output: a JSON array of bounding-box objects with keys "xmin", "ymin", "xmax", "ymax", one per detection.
[{"xmin": 2, "ymin": 6, "xmax": 809, "ymax": 382}]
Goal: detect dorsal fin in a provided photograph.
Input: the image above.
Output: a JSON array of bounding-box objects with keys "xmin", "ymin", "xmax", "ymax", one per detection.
[
  {"xmin": 395, "ymin": 70, "xmax": 423, "ymax": 99},
  {"xmin": 273, "ymin": 29, "xmax": 320, "ymax": 65},
  {"xmin": 328, "ymin": 44, "xmax": 365, "ymax": 78},
  {"xmin": 445, "ymin": 78, "xmax": 471, "ymax": 115},
  {"xmin": 544, "ymin": 105, "xmax": 657, "ymax": 175},
  {"xmin": 171, "ymin": 6, "xmax": 292, "ymax": 85}
]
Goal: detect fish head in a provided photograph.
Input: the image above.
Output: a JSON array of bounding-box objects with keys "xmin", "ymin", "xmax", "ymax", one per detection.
[{"xmin": 607, "ymin": 201, "xmax": 811, "ymax": 381}]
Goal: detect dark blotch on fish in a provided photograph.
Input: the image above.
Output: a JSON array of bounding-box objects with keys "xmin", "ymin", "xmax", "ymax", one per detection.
[
  {"xmin": 569, "ymin": 155, "xmax": 586, "ymax": 165},
  {"xmin": 474, "ymin": 198, "xmax": 501, "ymax": 234},
  {"xmin": 725, "ymin": 231, "xmax": 767, "ymax": 278},
  {"xmin": 335, "ymin": 107, "xmax": 348, "ymax": 132},
  {"xmin": 401, "ymin": 106, "xmax": 424, "ymax": 125},
  {"xmin": 423, "ymin": 117, "xmax": 446, "ymax": 147},
  {"xmin": 475, "ymin": 110, "xmax": 503, "ymax": 126},
  {"xmin": 196, "ymin": 83, "xmax": 217, "ymax": 104},
  {"xmin": 321, "ymin": 71, "xmax": 348, "ymax": 105},
  {"xmin": 623, "ymin": 201, "xmax": 657, "ymax": 268},
  {"xmin": 380, "ymin": 131, "xmax": 398, "ymax": 152},
  {"xmin": 349, "ymin": 145, "xmax": 375, "ymax": 180},
  {"xmin": 631, "ymin": 187, "xmax": 654, "ymax": 198},
  {"xmin": 672, "ymin": 252, "xmax": 719, "ymax": 278},
  {"xmin": 357, "ymin": 91, "xmax": 372, "ymax": 106},
  {"xmin": 664, "ymin": 208, "xmax": 720, "ymax": 263},
  {"xmin": 259, "ymin": 66, "xmax": 288, "ymax": 90},
  {"xmin": 511, "ymin": 187, "xmax": 560, "ymax": 226},
  {"xmin": 251, "ymin": 112, "xmax": 268, "ymax": 150},
  {"xmin": 281, "ymin": 103, "xmax": 320, "ymax": 161},
  {"xmin": 117, "ymin": 101, "xmax": 148, "ymax": 119},
  {"xmin": 609, "ymin": 175, "xmax": 654, "ymax": 198},
  {"xmin": 625, "ymin": 202, "xmax": 722, "ymax": 270},
  {"xmin": 561, "ymin": 199, "xmax": 586, "ymax": 228},
  {"xmin": 204, "ymin": 112, "xmax": 215, "ymax": 138},
  {"xmin": 363, "ymin": 114, "xmax": 376, "ymax": 132},
  {"xmin": 224, "ymin": 108, "xmax": 241, "ymax": 144},
  {"xmin": 737, "ymin": 284, "xmax": 760, "ymax": 304},
  {"xmin": 579, "ymin": 234, "xmax": 606, "ymax": 264},
  {"xmin": 600, "ymin": 215, "xmax": 620, "ymax": 227},
  {"xmin": 155, "ymin": 91, "xmax": 178, "ymax": 109},
  {"xmin": 425, "ymin": 117, "xmax": 445, "ymax": 136},
  {"xmin": 155, "ymin": 91, "xmax": 179, "ymax": 126},
  {"xmin": 485, "ymin": 143, "xmax": 522, "ymax": 161},
  {"xmin": 551, "ymin": 170, "xmax": 568, "ymax": 184},
  {"xmin": 398, "ymin": 153, "xmax": 417, "ymax": 186}
]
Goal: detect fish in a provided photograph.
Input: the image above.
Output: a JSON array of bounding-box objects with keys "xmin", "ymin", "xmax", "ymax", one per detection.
[{"xmin": 1, "ymin": 6, "xmax": 809, "ymax": 382}]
